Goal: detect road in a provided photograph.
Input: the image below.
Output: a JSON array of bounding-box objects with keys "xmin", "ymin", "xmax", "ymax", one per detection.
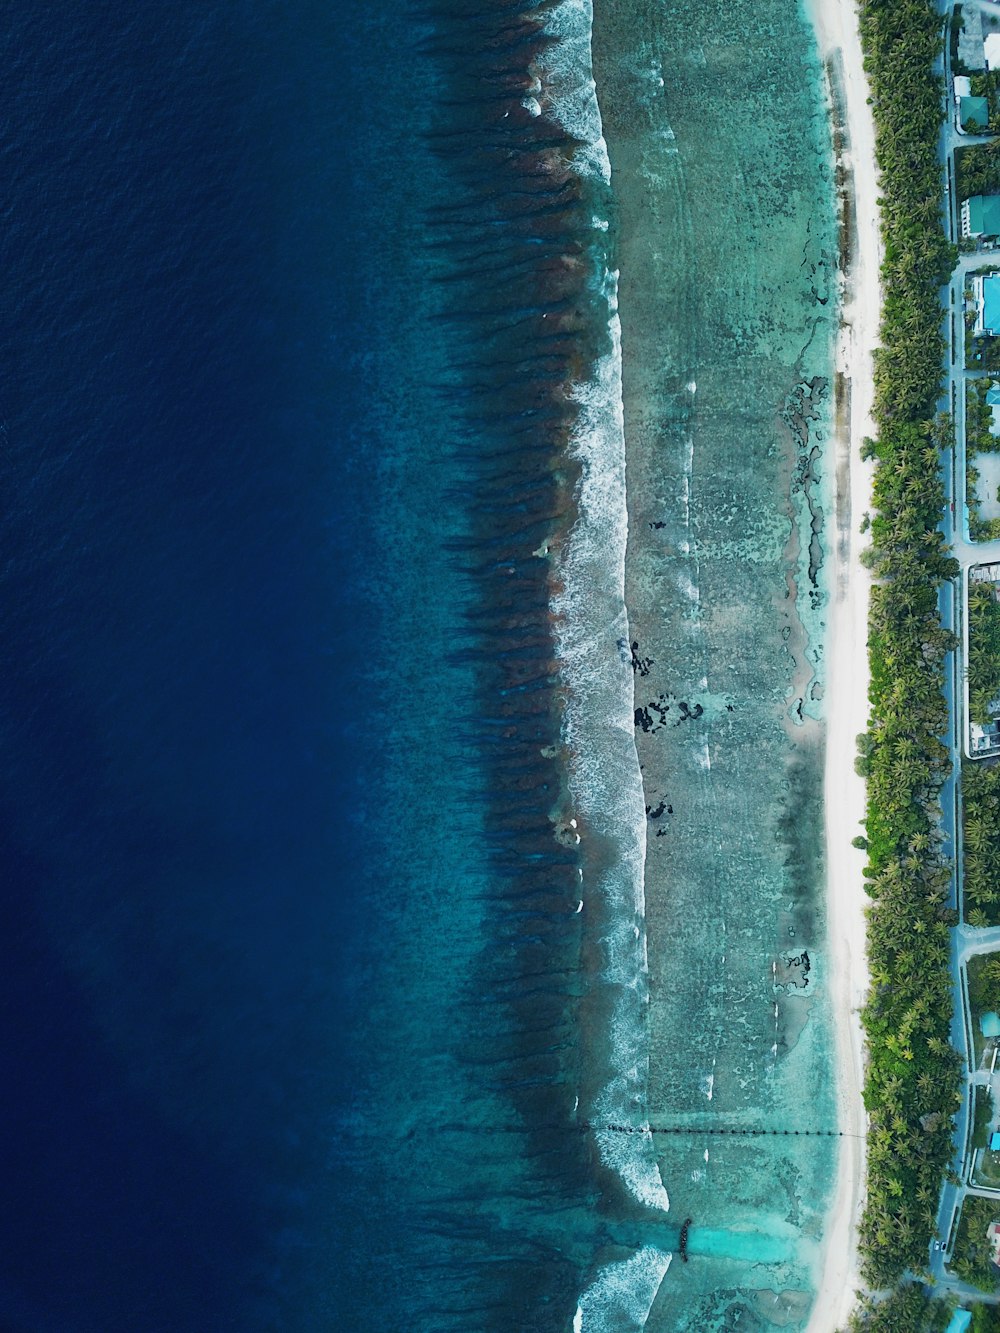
[{"xmin": 927, "ymin": 0, "xmax": 1000, "ymax": 1300}]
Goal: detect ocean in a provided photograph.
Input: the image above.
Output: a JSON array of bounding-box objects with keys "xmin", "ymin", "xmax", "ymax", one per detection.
[{"xmin": 0, "ymin": 1, "xmax": 840, "ymax": 1330}]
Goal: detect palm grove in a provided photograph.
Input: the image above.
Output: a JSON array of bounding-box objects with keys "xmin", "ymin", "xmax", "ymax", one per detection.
[{"xmin": 853, "ymin": 0, "xmax": 963, "ymax": 1306}]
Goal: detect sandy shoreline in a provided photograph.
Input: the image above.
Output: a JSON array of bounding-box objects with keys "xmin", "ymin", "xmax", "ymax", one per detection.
[{"xmin": 802, "ymin": 0, "xmax": 880, "ymax": 1327}]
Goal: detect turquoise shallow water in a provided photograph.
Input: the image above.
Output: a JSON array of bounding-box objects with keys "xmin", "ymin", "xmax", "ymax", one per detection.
[
  {"xmin": 333, "ymin": 0, "xmax": 844, "ymax": 1325},
  {"xmin": 593, "ymin": 0, "xmax": 843, "ymax": 1326}
]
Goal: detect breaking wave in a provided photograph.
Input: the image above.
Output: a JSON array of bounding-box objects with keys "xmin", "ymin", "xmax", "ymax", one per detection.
[
  {"xmin": 541, "ymin": 4, "xmax": 670, "ymax": 1322},
  {"xmin": 573, "ymin": 1249, "xmax": 672, "ymax": 1333}
]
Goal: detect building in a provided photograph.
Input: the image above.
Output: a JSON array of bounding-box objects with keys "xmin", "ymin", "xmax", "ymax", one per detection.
[
  {"xmin": 971, "ymin": 719, "xmax": 1000, "ymax": 755},
  {"xmin": 987, "ymin": 31, "xmax": 1000, "ymax": 71},
  {"xmin": 990, "ymin": 1130, "xmax": 1000, "ymax": 1151},
  {"xmin": 962, "ymin": 194, "xmax": 1000, "ymax": 238},
  {"xmin": 954, "ymin": 75, "xmax": 991, "ymax": 131},
  {"xmin": 961, "ymin": 3, "xmax": 987, "ymax": 71},
  {"xmin": 963, "ymin": 95, "xmax": 990, "ymax": 131},
  {"xmin": 989, "ymin": 1219, "xmax": 1000, "ymax": 1267},
  {"xmin": 974, "ymin": 273, "xmax": 1000, "ymax": 335}
]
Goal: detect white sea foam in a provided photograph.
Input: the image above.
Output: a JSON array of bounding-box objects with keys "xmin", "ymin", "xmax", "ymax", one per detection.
[
  {"xmin": 550, "ymin": 274, "xmax": 670, "ymax": 1219},
  {"xmin": 535, "ymin": 0, "xmax": 612, "ymax": 182},
  {"xmin": 678, "ymin": 573, "xmax": 699, "ymax": 603},
  {"xmin": 573, "ymin": 1249, "xmax": 672, "ymax": 1333},
  {"xmin": 541, "ymin": 3, "xmax": 672, "ymax": 1323}
]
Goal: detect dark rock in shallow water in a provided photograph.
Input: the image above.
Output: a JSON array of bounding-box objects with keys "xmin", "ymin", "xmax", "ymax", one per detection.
[{"xmin": 630, "ymin": 639, "xmax": 653, "ymax": 677}]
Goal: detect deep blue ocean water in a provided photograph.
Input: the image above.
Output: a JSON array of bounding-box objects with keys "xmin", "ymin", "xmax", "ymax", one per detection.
[
  {"xmin": 1, "ymin": 3, "xmax": 653, "ymax": 1329},
  {"xmin": 1, "ymin": 3, "xmax": 388, "ymax": 1328},
  {"xmin": 0, "ymin": 1, "xmax": 841, "ymax": 1328}
]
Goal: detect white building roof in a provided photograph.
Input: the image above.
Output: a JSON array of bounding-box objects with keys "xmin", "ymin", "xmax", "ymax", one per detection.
[{"xmin": 987, "ymin": 32, "xmax": 1000, "ymax": 70}]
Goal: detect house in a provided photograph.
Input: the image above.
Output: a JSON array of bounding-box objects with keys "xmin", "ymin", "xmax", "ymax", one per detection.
[
  {"xmin": 962, "ymin": 95, "xmax": 991, "ymax": 131},
  {"xmin": 954, "ymin": 75, "xmax": 990, "ymax": 130},
  {"xmin": 961, "ymin": 4, "xmax": 987, "ymax": 71},
  {"xmin": 990, "ymin": 1130, "xmax": 1000, "ymax": 1151},
  {"xmin": 961, "ymin": 194, "xmax": 1000, "ymax": 238},
  {"xmin": 973, "ymin": 273, "xmax": 1000, "ymax": 335},
  {"xmin": 988, "ymin": 31, "xmax": 1000, "ymax": 71},
  {"xmin": 972, "ymin": 720, "xmax": 1000, "ymax": 755},
  {"xmin": 988, "ymin": 1219, "xmax": 1000, "ymax": 1266}
]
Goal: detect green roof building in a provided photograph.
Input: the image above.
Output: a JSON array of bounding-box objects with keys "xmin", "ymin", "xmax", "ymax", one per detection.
[
  {"xmin": 961, "ymin": 94, "xmax": 990, "ymax": 130},
  {"xmin": 962, "ymin": 194, "xmax": 1000, "ymax": 238}
]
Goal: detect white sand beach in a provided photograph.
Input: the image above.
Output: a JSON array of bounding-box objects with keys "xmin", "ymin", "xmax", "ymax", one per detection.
[{"xmin": 803, "ymin": 0, "xmax": 880, "ymax": 1326}]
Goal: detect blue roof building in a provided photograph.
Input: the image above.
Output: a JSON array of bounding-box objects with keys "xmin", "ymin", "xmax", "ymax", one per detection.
[
  {"xmin": 975, "ymin": 275, "xmax": 1000, "ymax": 337},
  {"xmin": 991, "ymin": 1130, "xmax": 1000, "ymax": 1151}
]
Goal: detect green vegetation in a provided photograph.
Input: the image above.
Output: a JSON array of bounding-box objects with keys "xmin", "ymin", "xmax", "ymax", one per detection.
[
  {"xmin": 969, "ymin": 579, "xmax": 1000, "ymax": 723},
  {"xmin": 952, "ymin": 1193, "xmax": 1000, "ymax": 1292},
  {"xmin": 965, "ymin": 382, "xmax": 1000, "ymax": 539},
  {"xmin": 967, "ymin": 336, "xmax": 1000, "ymax": 375},
  {"xmin": 974, "ymin": 1082, "xmax": 995, "ymax": 1149},
  {"xmin": 972, "ymin": 1300, "xmax": 1000, "ymax": 1331},
  {"xmin": 977, "ymin": 1148, "xmax": 1000, "ymax": 1188},
  {"xmin": 846, "ymin": 1285, "xmax": 953, "ymax": 1332},
  {"xmin": 968, "ymin": 383, "xmax": 993, "ymax": 457},
  {"xmin": 969, "ymin": 952, "xmax": 1000, "ymax": 1044},
  {"xmin": 958, "ymin": 141, "xmax": 1000, "ymax": 199},
  {"xmin": 855, "ymin": 0, "xmax": 962, "ymax": 1293},
  {"xmin": 971, "ymin": 71, "xmax": 1000, "ymax": 134},
  {"xmin": 976, "ymin": 1136, "xmax": 1000, "ymax": 1188},
  {"xmin": 964, "ymin": 760, "xmax": 1000, "ymax": 924}
]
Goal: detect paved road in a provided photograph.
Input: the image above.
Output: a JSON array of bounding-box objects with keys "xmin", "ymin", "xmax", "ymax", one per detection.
[{"xmin": 928, "ymin": 2, "xmax": 1000, "ymax": 1300}]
